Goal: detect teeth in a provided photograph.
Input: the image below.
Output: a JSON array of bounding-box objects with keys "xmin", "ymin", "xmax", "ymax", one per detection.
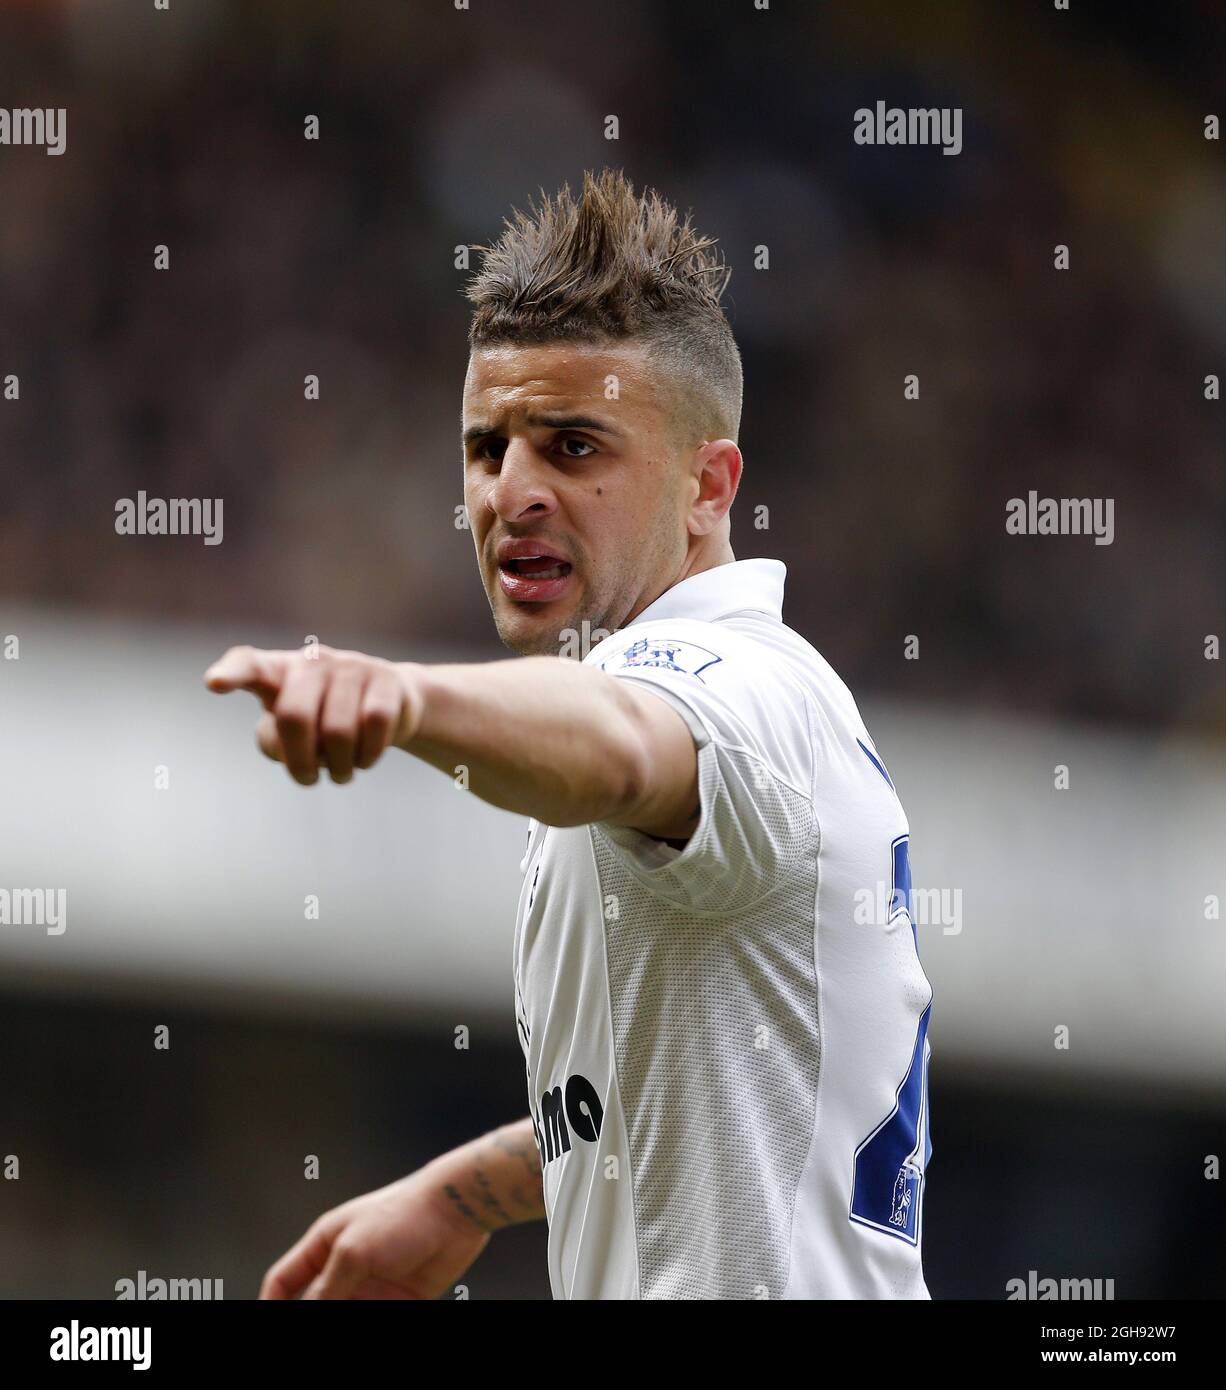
[{"xmin": 506, "ymin": 555, "xmax": 567, "ymax": 579}]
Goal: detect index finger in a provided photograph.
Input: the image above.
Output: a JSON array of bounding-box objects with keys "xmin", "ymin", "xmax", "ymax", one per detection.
[
  {"xmin": 204, "ymin": 646, "xmax": 290, "ymax": 703},
  {"xmin": 260, "ymin": 1223, "xmax": 333, "ymax": 1300}
]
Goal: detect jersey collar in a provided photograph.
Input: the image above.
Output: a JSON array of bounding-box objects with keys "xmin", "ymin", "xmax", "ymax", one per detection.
[{"xmin": 625, "ymin": 558, "xmax": 786, "ymax": 628}]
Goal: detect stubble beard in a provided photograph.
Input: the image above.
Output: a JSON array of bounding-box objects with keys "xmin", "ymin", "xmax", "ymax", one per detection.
[
  {"xmin": 492, "ymin": 592, "xmax": 621, "ymax": 659},
  {"xmin": 485, "ymin": 524, "xmax": 679, "ymax": 657}
]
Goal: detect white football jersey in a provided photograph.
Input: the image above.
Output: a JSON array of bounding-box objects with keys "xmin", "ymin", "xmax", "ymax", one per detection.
[{"xmin": 512, "ymin": 558, "xmax": 933, "ymax": 1299}]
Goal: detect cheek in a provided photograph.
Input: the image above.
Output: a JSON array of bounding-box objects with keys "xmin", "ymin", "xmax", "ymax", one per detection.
[
  {"xmin": 464, "ymin": 478, "xmax": 489, "ymax": 534},
  {"xmin": 575, "ymin": 469, "xmax": 661, "ymax": 539}
]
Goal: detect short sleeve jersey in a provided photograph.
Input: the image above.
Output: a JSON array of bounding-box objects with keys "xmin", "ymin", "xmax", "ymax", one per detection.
[{"xmin": 512, "ymin": 558, "xmax": 933, "ymax": 1299}]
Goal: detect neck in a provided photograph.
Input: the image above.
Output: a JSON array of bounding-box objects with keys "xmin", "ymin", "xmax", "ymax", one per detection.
[
  {"xmin": 676, "ymin": 536, "xmax": 736, "ymax": 587},
  {"xmin": 624, "ymin": 538, "xmax": 736, "ymax": 626}
]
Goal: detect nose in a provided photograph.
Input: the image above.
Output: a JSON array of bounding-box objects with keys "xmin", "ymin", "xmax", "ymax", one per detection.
[{"xmin": 487, "ymin": 438, "xmax": 558, "ymax": 524}]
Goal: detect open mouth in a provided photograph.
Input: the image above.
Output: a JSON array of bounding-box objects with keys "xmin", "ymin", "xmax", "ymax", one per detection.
[
  {"xmin": 496, "ymin": 551, "xmax": 575, "ymax": 603},
  {"xmin": 501, "ymin": 556, "xmax": 572, "ymax": 582}
]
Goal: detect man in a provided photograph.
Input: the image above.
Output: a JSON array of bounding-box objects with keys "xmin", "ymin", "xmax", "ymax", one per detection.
[{"xmin": 207, "ymin": 168, "xmax": 934, "ymax": 1300}]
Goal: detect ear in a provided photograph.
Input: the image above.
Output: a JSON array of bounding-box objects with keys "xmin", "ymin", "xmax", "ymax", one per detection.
[{"xmin": 687, "ymin": 439, "xmax": 742, "ymax": 536}]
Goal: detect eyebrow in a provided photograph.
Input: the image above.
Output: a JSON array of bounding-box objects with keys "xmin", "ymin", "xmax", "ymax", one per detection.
[{"xmin": 462, "ymin": 412, "xmax": 624, "ymax": 447}]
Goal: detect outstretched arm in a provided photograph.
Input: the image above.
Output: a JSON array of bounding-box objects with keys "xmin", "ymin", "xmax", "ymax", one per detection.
[{"xmin": 205, "ymin": 644, "xmax": 699, "ymax": 839}]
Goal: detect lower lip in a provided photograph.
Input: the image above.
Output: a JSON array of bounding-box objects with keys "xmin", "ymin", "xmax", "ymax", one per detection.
[{"xmin": 498, "ymin": 565, "xmax": 574, "ymax": 603}]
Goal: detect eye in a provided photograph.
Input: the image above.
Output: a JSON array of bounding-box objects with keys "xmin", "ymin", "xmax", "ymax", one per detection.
[
  {"xmin": 475, "ymin": 438, "xmax": 506, "ymax": 463},
  {"xmin": 558, "ymin": 436, "xmax": 595, "ymax": 458}
]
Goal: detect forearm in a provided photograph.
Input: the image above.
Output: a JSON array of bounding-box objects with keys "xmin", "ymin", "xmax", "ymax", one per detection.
[
  {"xmin": 424, "ymin": 1117, "xmax": 545, "ymax": 1235},
  {"xmin": 205, "ymin": 642, "xmax": 697, "ymax": 834},
  {"xmin": 397, "ymin": 656, "xmax": 651, "ymax": 827}
]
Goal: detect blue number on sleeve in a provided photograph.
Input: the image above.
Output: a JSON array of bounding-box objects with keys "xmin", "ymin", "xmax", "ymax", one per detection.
[{"xmin": 849, "ymin": 834, "xmax": 933, "ymax": 1245}]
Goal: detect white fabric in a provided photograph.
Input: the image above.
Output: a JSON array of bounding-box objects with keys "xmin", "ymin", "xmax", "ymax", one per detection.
[{"xmin": 513, "ymin": 558, "xmax": 934, "ymax": 1299}]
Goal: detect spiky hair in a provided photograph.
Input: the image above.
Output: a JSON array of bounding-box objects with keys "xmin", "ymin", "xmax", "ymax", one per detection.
[{"xmin": 464, "ymin": 168, "xmax": 742, "ymax": 443}]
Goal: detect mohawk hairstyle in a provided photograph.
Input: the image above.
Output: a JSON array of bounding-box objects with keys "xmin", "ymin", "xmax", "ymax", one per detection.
[{"xmin": 465, "ymin": 168, "xmax": 743, "ymax": 444}]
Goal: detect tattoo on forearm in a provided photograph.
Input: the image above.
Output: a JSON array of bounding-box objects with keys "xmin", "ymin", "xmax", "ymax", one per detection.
[
  {"xmin": 443, "ymin": 1183, "xmax": 497, "ymax": 1235},
  {"xmin": 443, "ymin": 1127, "xmax": 545, "ymax": 1234},
  {"xmin": 471, "ymin": 1167, "xmax": 515, "ymax": 1227},
  {"xmin": 493, "ymin": 1127, "xmax": 542, "ymax": 1175},
  {"xmin": 492, "ymin": 1129, "xmax": 545, "ymax": 1211}
]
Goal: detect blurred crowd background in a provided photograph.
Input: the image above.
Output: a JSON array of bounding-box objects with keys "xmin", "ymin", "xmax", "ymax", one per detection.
[
  {"xmin": 1, "ymin": 0, "xmax": 1223, "ymax": 1300},
  {"xmin": 2, "ymin": 0, "xmax": 1223, "ymax": 727}
]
